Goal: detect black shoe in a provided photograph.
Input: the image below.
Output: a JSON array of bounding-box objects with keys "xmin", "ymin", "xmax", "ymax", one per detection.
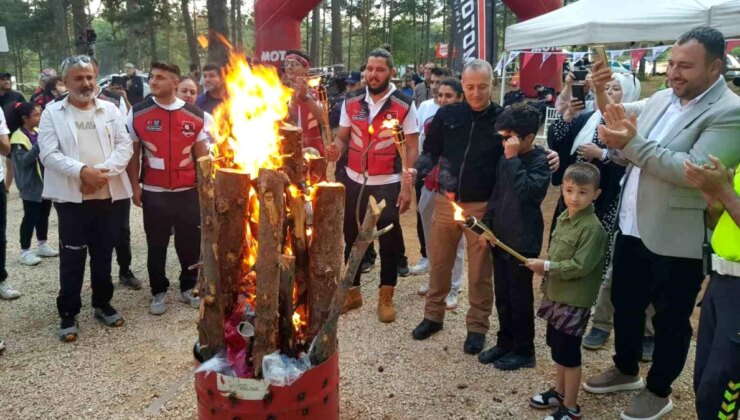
[
  {"xmin": 493, "ymin": 352, "xmax": 536, "ymax": 371},
  {"xmin": 397, "ymin": 257, "xmax": 410, "ymax": 277},
  {"xmin": 463, "ymin": 332, "xmax": 486, "ymax": 354},
  {"xmin": 412, "ymin": 319, "xmax": 443, "ymax": 340},
  {"xmin": 478, "ymin": 345, "xmax": 511, "ymax": 364},
  {"xmin": 119, "ymin": 269, "xmax": 142, "ymax": 290},
  {"xmin": 360, "ymin": 261, "xmax": 373, "ymax": 273}
]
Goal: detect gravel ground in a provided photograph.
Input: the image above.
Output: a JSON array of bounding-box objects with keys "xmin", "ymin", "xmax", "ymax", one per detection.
[{"xmin": 0, "ymin": 187, "xmax": 702, "ymax": 419}]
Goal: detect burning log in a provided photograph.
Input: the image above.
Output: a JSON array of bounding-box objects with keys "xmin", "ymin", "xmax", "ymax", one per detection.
[
  {"xmin": 307, "ymin": 183, "xmax": 346, "ymax": 338},
  {"xmin": 215, "ymin": 169, "xmax": 251, "ymax": 315},
  {"xmin": 310, "ymin": 196, "xmax": 391, "ymax": 365},
  {"xmin": 279, "ymin": 124, "xmax": 305, "ymax": 185},
  {"xmin": 314, "ymin": 82, "xmax": 336, "ymax": 181},
  {"xmin": 278, "ymin": 254, "xmax": 297, "ymax": 358},
  {"xmin": 195, "ymin": 157, "xmax": 224, "ymax": 360},
  {"xmin": 286, "ymin": 188, "xmax": 308, "ymax": 293},
  {"xmin": 306, "ymin": 156, "xmax": 327, "ymax": 185},
  {"xmin": 253, "ymin": 168, "xmax": 288, "ymax": 377}
]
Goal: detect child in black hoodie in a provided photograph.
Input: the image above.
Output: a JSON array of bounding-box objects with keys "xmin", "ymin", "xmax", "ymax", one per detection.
[{"xmin": 478, "ymin": 103, "xmax": 551, "ymax": 371}]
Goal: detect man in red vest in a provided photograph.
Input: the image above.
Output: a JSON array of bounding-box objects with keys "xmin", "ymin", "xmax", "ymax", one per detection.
[
  {"xmin": 126, "ymin": 62, "xmax": 210, "ymax": 316},
  {"xmin": 283, "ymin": 50, "xmax": 326, "ymax": 155},
  {"xmin": 327, "ymin": 48, "xmax": 419, "ymax": 323}
]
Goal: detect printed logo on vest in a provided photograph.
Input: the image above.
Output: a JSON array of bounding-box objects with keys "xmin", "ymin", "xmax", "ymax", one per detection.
[
  {"xmin": 146, "ymin": 119, "xmax": 162, "ymax": 132},
  {"xmin": 383, "ymin": 111, "xmax": 399, "ymax": 121},
  {"xmin": 351, "ymin": 109, "xmax": 368, "ymax": 121},
  {"xmin": 182, "ymin": 121, "xmax": 195, "ymax": 137}
]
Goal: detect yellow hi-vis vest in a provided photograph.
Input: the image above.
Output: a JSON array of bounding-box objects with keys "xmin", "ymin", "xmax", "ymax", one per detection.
[{"xmin": 711, "ymin": 163, "xmax": 740, "ymax": 262}]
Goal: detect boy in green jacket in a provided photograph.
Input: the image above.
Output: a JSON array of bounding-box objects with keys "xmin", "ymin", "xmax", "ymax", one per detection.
[{"xmin": 525, "ymin": 162, "xmax": 607, "ymax": 420}]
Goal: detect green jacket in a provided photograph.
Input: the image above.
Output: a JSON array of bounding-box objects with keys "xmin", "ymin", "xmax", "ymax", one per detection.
[{"xmin": 545, "ymin": 205, "xmax": 607, "ymax": 308}]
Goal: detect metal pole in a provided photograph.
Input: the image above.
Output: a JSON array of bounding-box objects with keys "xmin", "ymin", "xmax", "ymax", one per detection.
[{"xmin": 499, "ymin": 51, "xmax": 507, "ymax": 105}]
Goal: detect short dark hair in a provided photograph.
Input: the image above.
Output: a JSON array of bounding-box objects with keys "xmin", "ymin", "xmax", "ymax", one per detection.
[
  {"xmin": 150, "ymin": 61, "xmax": 181, "ymax": 77},
  {"xmin": 359, "ymin": 63, "xmax": 367, "ymax": 72},
  {"xmin": 494, "ymin": 103, "xmax": 541, "ymax": 139},
  {"xmin": 563, "ymin": 163, "xmax": 601, "ymax": 189},
  {"xmin": 431, "ymin": 67, "xmax": 452, "ymax": 78},
  {"xmin": 440, "ymin": 78, "xmax": 463, "ymax": 96},
  {"xmin": 676, "ymin": 26, "xmax": 726, "ymax": 64},
  {"xmin": 380, "ymin": 43, "xmax": 392, "ymax": 54},
  {"xmin": 368, "ymin": 48, "xmax": 394, "ymax": 69},
  {"xmin": 44, "ymin": 76, "xmax": 63, "ymax": 96},
  {"xmin": 179, "ymin": 76, "xmax": 198, "ymax": 84},
  {"xmin": 534, "ymin": 83, "xmax": 544, "ymax": 89},
  {"xmin": 202, "ymin": 62, "xmax": 222, "ymax": 74},
  {"xmin": 285, "ymin": 49, "xmax": 310, "ymax": 66}
]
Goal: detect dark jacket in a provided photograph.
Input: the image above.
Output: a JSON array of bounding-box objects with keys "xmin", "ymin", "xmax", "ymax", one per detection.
[
  {"xmin": 123, "ymin": 74, "xmax": 144, "ymax": 105},
  {"xmin": 196, "ymin": 92, "xmax": 224, "ymax": 114},
  {"xmin": 483, "ymin": 146, "xmax": 551, "ymax": 256},
  {"xmin": 10, "ymin": 129, "xmax": 44, "ymax": 202},
  {"xmin": 418, "ymin": 101, "xmax": 504, "ymax": 203}
]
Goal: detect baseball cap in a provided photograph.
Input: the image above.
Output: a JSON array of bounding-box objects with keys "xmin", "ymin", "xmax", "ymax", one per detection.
[
  {"xmin": 345, "ymin": 71, "xmax": 361, "ymax": 85},
  {"xmin": 0, "ymin": 72, "xmax": 11, "ymax": 80}
]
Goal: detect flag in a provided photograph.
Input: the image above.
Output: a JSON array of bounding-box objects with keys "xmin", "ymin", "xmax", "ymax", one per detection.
[
  {"xmin": 631, "ymin": 49, "xmax": 648, "ymax": 70},
  {"xmin": 609, "ymin": 50, "xmax": 625, "ymax": 61},
  {"xmin": 571, "ymin": 51, "xmax": 587, "ymax": 65},
  {"xmin": 646, "ymin": 46, "xmax": 670, "ymax": 61},
  {"xmin": 505, "ymin": 51, "xmax": 521, "ymax": 66},
  {"xmin": 522, "ymin": 52, "xmax": 535, "ymax": 69}
]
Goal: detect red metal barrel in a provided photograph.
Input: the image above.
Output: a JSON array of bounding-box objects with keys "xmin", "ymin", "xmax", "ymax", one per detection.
[{"xmin": 194, "ymin": 351, "xmax": 340, "ymax": 420}]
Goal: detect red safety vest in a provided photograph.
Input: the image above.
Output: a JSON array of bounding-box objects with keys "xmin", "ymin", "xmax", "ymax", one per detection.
[
  {"xmin": 298, "ymin": 102, "xmax": 324, "ymax": 155},
  {"xmin": 131, "ymin": 98, "xmax": 205, "ymax": 190},
  {"xmin": 345, "ymin": 90, "xmax": 412, "ymax": 176}
]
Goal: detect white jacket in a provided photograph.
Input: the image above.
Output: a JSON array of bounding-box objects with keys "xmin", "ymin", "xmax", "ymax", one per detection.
[{"xmin": 39, "ymin": 96, "xmax": 133, "ymax": 203}]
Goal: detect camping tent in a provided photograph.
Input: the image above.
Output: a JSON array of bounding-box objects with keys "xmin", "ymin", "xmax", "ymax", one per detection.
[{"xmin": 504, "ymin": 0, "xmax": 740, "ymax": 50}]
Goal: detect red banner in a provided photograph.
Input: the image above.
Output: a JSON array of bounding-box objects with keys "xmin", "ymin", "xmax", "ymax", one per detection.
[
  {"xmin": 726, "ymin": 39, "xmax": 740, "ymax": 54},
  {"xmin": 630, "ymin": 49, "xmax": 648, "ymax": 70},
  {"xmin": 521, "ymin": 52, "xmax": 535, "ymax": 69},
  {"xmin": 436, "ymin": 43, "xmax": 448, "ymax": 59}
]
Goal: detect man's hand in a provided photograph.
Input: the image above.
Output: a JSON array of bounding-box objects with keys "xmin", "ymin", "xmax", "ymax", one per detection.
[
  {"xmin": 525, "ymin": 258, "xmax": 546, "ymax": 275},
  {"xmin": 477, "ymin": 236, "xmax": 493, "ymax": 250},
  {"xmin": 563, "ymin": 72, "xmax": 576, "ymax": 87},
  {"xmin": 503, "ymin": 135, "xmax": 520, "ymax": 159},
  {"xmin": 597, "ymin": 104, "xmax": 637, "ymax": 150},
  {"xmin": 326, "ymin": 143, "xmax": 341, "ymax": 162},
  {"xmin": 684, "ymin": 155, "xmax": 734, "ymax": 201},
  {"xmin": 396, "ymin": 187, "xmax": 411, "ymax": 214},
  {"xmin": 564, "ymin": 98, "xmax": 585, "ymax": 123},
  {"xmin": 131, "ymin": 183, "xmax": 143, "ymax": 207},
  {"xmin": 577, "ymin": 143, "xmax": 604, "ymax": 161},
  {"xmin": 293, "ymin": 77, "xmax": 309, "ymax": 100},
  {"xmin": 590, "ymin": 60, "xmax": 613, "ymax": 93},
  {"xmin": 80, "ymin": 166, "xmax": 110, "ymax": 189},
  {"xmin": 546, "ymin": 149, "xmax": 560, "ymax": 173}
]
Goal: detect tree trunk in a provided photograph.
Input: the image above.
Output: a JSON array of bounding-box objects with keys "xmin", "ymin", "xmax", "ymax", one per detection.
[
  {"xmin": 236, "ymin": 0, "xmax": 243, "ymax": 49},
  {"xmin": 149, "ymin": 22, "xmax": 158, "ymax": 61},
  {"xmin": 207, "ymin": 0, "xmax": 229, "ymax": 63},
  {"xmin": 51, "ymin": 0, "xmax": 69, "ymax": 63},
  {"xmin": 126, "ymin": 0, "xmax": 140, "ymax": 66},
  {"xmin": 446, "ymin": 0, "xmax": 455, "ymax": 68},
  {"xmin": 309, "ymin": 6, "xmax": 321, "ymax": 65},
  {"xmin": 70, "ymin": 0, "xmax": 89, "ymax": 55},
  {"xmin": 279, "ymin": 125, "xmax": 305, "ymax": 185},
  {"xmin": 330, "ymin": 0, "xmax": 343, "ymax": 66},
  {"xmin": 252, "ymin": 169, "xmax": 288, "ymax": 377},
  {"xmin": 181, "ymin": 0, "xmax": 200, "ymax": 69},
  {"xmin": 230, "ymin": 0, "xmax": 238, "ymax": 46}
]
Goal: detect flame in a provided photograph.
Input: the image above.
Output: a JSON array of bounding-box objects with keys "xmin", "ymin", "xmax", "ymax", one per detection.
[
  {"xmin": 451, "ymin": 202, "xmax": 465, "ymax": 222},
  {"xmin": 368, "ymin": 125, "xmax": 375, "ymax": 135},
  {"xmin": 292, "ymin": 311, "xmax": 307, "ymax": 331},
  {"xmin": 211, "ymin": 53, "xmax": 292, "ymax": 174},
  {"xmin": 306, "ymin": 226, "xmax": 313, "ymax": 237},
  {"xmin": 381, "ymin": 119, "xmax": 400, "ymax": 130},
  {"xmin": 288, "ymin": 185, "xmax": 301, "ymax": 199},
  {"xmin": 307, "ymin": 76, "xmax": 322, "ymax": 88}
]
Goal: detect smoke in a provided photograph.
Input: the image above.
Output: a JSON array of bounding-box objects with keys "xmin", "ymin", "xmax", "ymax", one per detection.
[
  {"xmin": 414, "ymin": 152, "xmax": 437, "ymax": 178},
  {"xmin": 437, "ymin": 159, "xmax": 458, "ymax": 197}
]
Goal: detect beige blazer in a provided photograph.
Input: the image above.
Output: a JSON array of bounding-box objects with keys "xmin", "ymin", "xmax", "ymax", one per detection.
[{"xmin": 616, "ymin": 80, "xmax": 740, "ymax": 259}]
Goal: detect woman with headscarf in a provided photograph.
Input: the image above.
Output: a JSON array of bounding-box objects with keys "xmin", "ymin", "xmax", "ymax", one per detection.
[{"xmin": 548, "ymin": 73, "xmax": 654, "ymax": 355}]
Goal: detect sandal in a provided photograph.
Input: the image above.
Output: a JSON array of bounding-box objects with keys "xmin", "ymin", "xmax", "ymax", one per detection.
[{"xmin": 94, "ymin": 306, "xmax": 125, "ymax": 327}]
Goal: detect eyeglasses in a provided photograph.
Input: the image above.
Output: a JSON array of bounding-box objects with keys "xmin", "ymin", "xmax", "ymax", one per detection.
[{"xmin": 284, "ymin": 59, "xmax": 303, "ymax": 69}]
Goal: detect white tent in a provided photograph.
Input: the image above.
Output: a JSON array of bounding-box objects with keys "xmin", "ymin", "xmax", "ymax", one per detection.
[{"xmin": 504, "ymin": 0, "xmax": 740, "ymax": 51}]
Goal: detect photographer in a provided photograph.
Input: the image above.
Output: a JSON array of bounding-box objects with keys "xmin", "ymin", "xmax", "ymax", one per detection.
[{"xmin": 122, "ymin": 63, "xmax": 144, "ymax": 106}]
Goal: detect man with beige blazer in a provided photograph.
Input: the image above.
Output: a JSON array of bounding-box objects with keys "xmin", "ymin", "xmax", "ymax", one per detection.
[{"xmin": 580, "ymin": 26, "xmax": 740, "ymax": 420}]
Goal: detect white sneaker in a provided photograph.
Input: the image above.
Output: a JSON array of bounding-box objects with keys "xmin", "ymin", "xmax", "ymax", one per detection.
[
  {"xmin": 150, "ymin": 292, "xmax": 167, "ymax": 315},
  {"xmin": 417, "ymin": 282, "xmax": 429, "ymax": 296},
  {"xmin": 409, "ymin": 257, "xmax": 430, "ymax": 275},
  {"xmin": 180, "ymin": 289, "xmax": 201, "ymax": 309},
  {"xmin": 446, "ymin": 289, "xmax": 459, "ymax": 310},
  {"xmin": 0, "ymin": 339, "xmax": 5, "ymax": 355},
  {"xmin": 0, "ymin": 282, "xmax": 21, "ymax": 300},
  {"xmin": 36, "ymin": 243, "xmax": 59, "ymax": 257},
  {"xmin": 19, "ymin": 252, "xmax": 41, "ymax": 266}
]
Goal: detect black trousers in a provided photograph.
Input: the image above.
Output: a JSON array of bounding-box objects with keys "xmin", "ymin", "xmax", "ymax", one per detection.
[
  {"xmin": 694, "ymin": 272, "xmax": 740, "ymax": 420},
  {"xmin": 415, "ymin": 181, "xmax": 427, "ymax": 259},
  {"xmin": 55, "ymin": 199, "xmax": 128, "ymax": 319},
  {"xmin": 0, "ymin": 182, "xmax": 7, "ymax": 282},
  {"xmin": 343, "ymin": 178, "xmax": 402, "ymax": 287},
  {"xmin": 493, "ymin": 248, "xmax": 536, "ymax": 357},
  {"xmin": 20, "ymin": 199, "xmax": 52, "ymax": 249},
  {"xmin": 142, "ymin": 189, "xmax": 200, "ymax": 295},
  {"xmin": 113, "ymin": 198, "xmax": 132, "ymax": 272},
  {"xmin": 611, "ymin": 232, "xmax": 703, "ymax": 398}
]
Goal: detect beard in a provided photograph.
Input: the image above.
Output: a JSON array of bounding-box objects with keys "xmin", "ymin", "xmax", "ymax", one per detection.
[
  {"xmin": 367, "ymin": 77, "xmax": 391, "ymax": 95},
  {"xmin": 70, "ymin": 88, "xmax": 95, "ymax": 103}
]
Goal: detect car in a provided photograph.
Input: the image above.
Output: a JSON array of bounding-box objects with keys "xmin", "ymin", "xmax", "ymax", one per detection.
[
  {"xmin": 609, "ymin": 61, "xmax": 632, "ymax": 74},
  {"xmin": 97, "ymin": 71, "xmax": 150, "ymax": 98},
  {"xmin": 724, "ymin": 55, "xmax": 740, "ymax": 79}
]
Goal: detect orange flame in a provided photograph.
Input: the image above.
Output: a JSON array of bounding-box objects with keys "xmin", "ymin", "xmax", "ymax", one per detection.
[
  {"xmin": 211, "ymin": 53, "xmax": 292, "ymax": 174},
  {"xmin": 292, "ymin": 311, "xmax": 307, "ymax": 331},
  {"xmin": 381, "ymin": 118, "xmax": 400, "ymax": 130},
  {"xmin": 451, "ymin": 202, "xmax": 465, "ymax": 222},
  {"xmin": 307, "ymin": 76, "xmax": 322, "ymax": 88}
]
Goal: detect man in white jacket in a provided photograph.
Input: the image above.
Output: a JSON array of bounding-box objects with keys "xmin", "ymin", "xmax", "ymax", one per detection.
[{"xmin": 39, "ymin": 55, "xmax": 133, "ymax": 342}]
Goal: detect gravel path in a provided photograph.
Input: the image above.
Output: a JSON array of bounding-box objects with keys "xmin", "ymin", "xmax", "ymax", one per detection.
[{"xmin": 0, "ymin": 187, "xmax": 701, "ymax": 419}]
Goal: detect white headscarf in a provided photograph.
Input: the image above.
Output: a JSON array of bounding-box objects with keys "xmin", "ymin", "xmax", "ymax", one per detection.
[{"xmin": 570, "ymin": 73, "xmax": 641, "ymax": 155}]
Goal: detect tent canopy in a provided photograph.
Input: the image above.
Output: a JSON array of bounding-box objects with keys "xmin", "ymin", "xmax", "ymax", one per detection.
[{"xmin": 504, "ymin": 0, "xmax": 740, "ymax": 50}]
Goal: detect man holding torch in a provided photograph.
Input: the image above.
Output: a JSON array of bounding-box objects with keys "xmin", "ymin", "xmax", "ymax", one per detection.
[
  {"xmin": 283, "ymin": 50, "xmax": 326, "ymax": 155},
  {"xmin": 326, "ymin": 48, "xmax": 419, "ymax": 323}
]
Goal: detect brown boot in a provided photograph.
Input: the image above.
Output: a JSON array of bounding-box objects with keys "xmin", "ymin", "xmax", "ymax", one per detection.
[
  {"xmin": 342, "ymin": 286, "xmax": 363, "ymax": 314},
  {"xmin": 378, "ymin": 286, "xmax": 396, "ymax": 323}
]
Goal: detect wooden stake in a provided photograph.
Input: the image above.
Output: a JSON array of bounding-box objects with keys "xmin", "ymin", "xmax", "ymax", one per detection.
[
  {"xmin": 215, "ymin": 168, "xmax": 251, "ymax": 316},
  {"xmin": 307, "ymin": 183, "xmax": 346, "ymax": 339},
  {"xmin": 195, "ymin": 157, "xmax": 224, "ymax": 360},
  {"xmin": 286, "ymin": 190, "xmax": 308, "ymax": 294},
  {"xmin": 279, "ymin": 124, "xmax": 305, "ymax": 185},
  {"xmin": 278, "ymin": 254, "xmax": 296, "ymax": 358},
  {"xmin": 306, "ymin": 156, "xmax": 327, "ymax": 185},
  {"xmin": 309, "ymin": 196, "xmax": 388, "ymax": 365},
  {"xmin": 252, "ymin": 168, "xmax": 287, "ymax": 377}
]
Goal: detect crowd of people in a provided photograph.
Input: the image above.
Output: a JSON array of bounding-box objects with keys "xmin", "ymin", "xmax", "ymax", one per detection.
[{"xmin": 0, "ymin": 23, "xmax": 738, "ymax": 420}]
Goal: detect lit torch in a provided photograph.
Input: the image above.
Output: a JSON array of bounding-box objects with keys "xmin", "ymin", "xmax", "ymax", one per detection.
[
  {"xmin": 450, "ymin": 202, "xmax": 529, "ymax": 264},
  {"xmin": 312, "ymin": 77, "xmax": 336, "ymax": 180},
  {"xmin": 382, "ymin": 119, "xmax": 415, "ymax": 203}
]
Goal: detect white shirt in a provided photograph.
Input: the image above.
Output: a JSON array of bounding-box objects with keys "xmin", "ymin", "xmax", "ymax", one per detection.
[
  {"xmin": 416, "ymin": 99, "xmax": 440, "ymax": 151},
  {"xmin": 0, "ymin": 111, "xmax": 9, "ymax": 182},
  {"xmin": 39, "ymin": 96, "xmax": 133, "ymax": 203},
  {"xmin": 339, "ymin": 85, "xmax": 419, "ymax": 185},
  {"xmin": 126, "ymin": 97, "xmax": 210, "ymax": 192},
  {"xmin": 69, "ymin": 105, "xmax": 112, "ymax": 200},
  {"xmin": 619, "ymin": 76, "xmax": 724, "ymax": 238}
]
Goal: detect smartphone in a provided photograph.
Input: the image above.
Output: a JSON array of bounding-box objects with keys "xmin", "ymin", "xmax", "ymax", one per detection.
[
  {"xmin": 572, "ymin": 84, "xmax": 586, "ymax": 103},
  {"xmin": 593, "ymin": 45, "xmax": 609, "ymax": 66},
  {"xmin": 573, "ymin": 69, "xmax": 588, "ymax": 81},
  {"xmin": 111, "ymin": 75, "xmax": 126, "ymax": 87}
]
